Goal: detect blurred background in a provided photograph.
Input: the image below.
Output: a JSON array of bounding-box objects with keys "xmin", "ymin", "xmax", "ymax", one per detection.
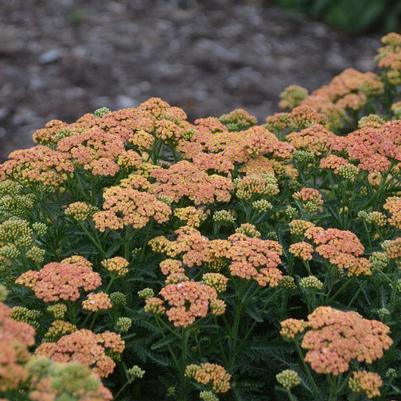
[{"xmin": 0, "ymin": 0, "xmax": 399, "ymax": 160}]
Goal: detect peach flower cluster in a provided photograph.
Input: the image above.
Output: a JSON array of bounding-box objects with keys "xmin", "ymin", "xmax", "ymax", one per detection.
[
  {"xmin": 382, "ymin": 238, "xmax": 401, "ymax": 260},
  {"xmin": 287, "ymin": 124, "xmax": 336, "ymax": 155},
  {"xmin": 36, "ymin": 329, "xmax": 124, "ymax": 378},
  {"xmin": 0, "ymin": 146, "xmax": 73, "ymax": 187},
  {"xmin": 305, "ymin": 226, "xmax": 371, "ymax": 276},
  {"xmin": 293, "ymin": 187, "xmax": 324, "ymax": 212},
  {"xmin": 348, "ymin": 371, "xmax": 383, "ymax": 399},
  {"xmin": 57, "ymin": 128, "xmax": 125, "ymax": 176},
  {"xmin": 0, "ymin": 303, "xmax": 36, "ymax": 392},
  {"xmin": 16, "ymin": 256, "xmax": 101, "ymax": 302},
  {"xmin": 376, "ymin": 32, "xmax": 401, "ymax": 85},
  {"xmin": 283, "ymin": 306, "xmax": 392, "ymax": 375},
  {"xmin": 384, "ymin": 196, "xmax": 401, "ymax": 229},
  {"xmin": 330, "ymin": 120, "xmax": 401, "ymax": 173},
  {"xmin": 300, "ymin": 68, "xmax": 383, "ymax": 130},
  {"xmin": 101, "ymin": 256, "xmax": 130, "ymax": 277},
  {"xmin": 151, "ymin": 161, "xmax": 233, "ymax": 205},
  {"xmin": 185, "ymin": 363, "xmax": 231, "ymax": 393},
  {"xmin": 227, "ymin": 233, "xmax": 283, "ymax": 287},
  {"xmin": 82, "ymin": 292, "xmax": 112, "ymax": 312},
  {"xmin": 289, "ymin": 241, "xmax": 314, "ymax": 261},
  {"xmin": 93, "ymin": 175, "xmax": 171, "ymax": 231},
  {"xmin": 158, "ymin": 281, "xmax": 221, "ymax": 327}
]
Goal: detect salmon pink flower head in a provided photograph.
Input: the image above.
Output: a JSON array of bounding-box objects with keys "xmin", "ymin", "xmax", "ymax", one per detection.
[
  {"xmin": 0, "ymin": 303, "xmax": 36, "ymax": 392},
  {"xmin": 158, "ymin": 281, "xmax": 220, "ymax": 327},
  {"xmin": 305, "ymin": 226, "xmax": 371, "ymax": 276},
  {"xmin": 348, "ymin": 371, "xmax": 383, "ymax": 399},
  {"xmin": 16, "ymin": 256, "xmax": 101, "ymax": 303},
  {"xmin": 149, "ymin": 226, "xmax": 211, "ymax": 267},
  {"xmin": 336, "ymin": 120, "xmax": 401, "ymax": 173},
  {"xmin": 36, "ymin": 329, "xmax": 124, "ymax": 378},
  {"xmin": 57, "ymin": 128, "xmax": 125, "ymax": 177},
  {"xmin": 289, "ymin": 241, "xmax": 314, "ymax": 261},
  {"xmin": 151, "ymin": 160, "xmax": 233, "ymax": 205},
  {"xmin": 384, "ymin": 196, "xmax": 401, "ymax": 229},
  {"xmin": 185, "ymin": 363, "xmax": 231, "ymax": 394},
  {"xmin": 82, "ymin": 292, "xmax": 112, "ymax": 312},
  {"xmin": 382, "ymin": 238, "xmax": 401, "ymax": 260},
  {"xmin": 377, "ymin": 32, "xmax": 401, "ymax": 85},
  {"xmin": 227, "ymin": 233, "xmax": 283, "ymax": 287},
  {"xmin": 0, "ymin": 145, "xmax": 74, "ymax": 187},
  {"xmin": 299, "ymin": 306, "xmax": 392, "ymax": 375},
  {"xmin": 93, "ymin": 175, "xmax": 171, "ymax": 231},
  {"xmin": 287, "ymin": 124, "xmax": 336, "ymax": 156},
  {"xmin": 293, "ymin": 187, "xmax": 324, "ymax": 213}
]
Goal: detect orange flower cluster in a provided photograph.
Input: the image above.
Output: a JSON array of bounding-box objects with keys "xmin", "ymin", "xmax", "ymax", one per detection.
[
  {"xmin": 289, "ymin": 241, "xmax": 314, "ymax": 261},
  {"xmin": 382, "ymin": 238, "xmax": 401, "ymax": 260},
  {"xmin": 330, "ymin": 120, "xmax": 401, "ymax": 173},
  {"xmin": 227, "ymin": 233, "xmax": 283, "ymax": 287},
  {"xmin": 93, "ymin": 175, "xmax": 171, "ymax": 231},
  {"xmin": 293, "ymin": 188, "xmax": 323, "ymax": 212},
  {"xmin": 280, "ymin": 318, "xmax": 307, "ymax": 340},
  {"xmin": 57, "ymin": 128, "xmax": 125, "ymax": 176},
  {"xmin": 298, "ymin": 307, "xmax": 391, "ymax": 375},
  {"xmin": 16, "ymin": 256, "xmax": 101, "ymax": 302},
  {"xmin": 158, "ymin": 281, "xmax": 220, "ymax": 327},
  {"xmin": 185, "ymin": 363, "xmax": 231, "ymax": 393},
  {"xmin": 320, "ymin": 155, "xmax": 351, "ymax": 173},
  {"xmin": 305, "ymin": 226, "xmax": 371, "ymax": 276},
  {"xmin": 376, "ymin": 32, "xmax": 401, "ymax": 85},
  {"xmin": 149, "ymin": 226, "xmax": 211, "ymax": 268},
  {"xmin": 101, "ymin": 256, "xmax": 130, "ymax": 277},
  {"xmin": 65, "ymin": 201, "xmax": 96, "ymax": 221},
  {"xmin": 300, "ymin": 68, "xmax": 383, "ymax": 130},
  {"xmin": 174, "ymin": 206, "xmax": 207, "ymax": 228},
  {"xmin": 0, "ymin": 303, "xmax": 35, "ymax": 392},
  {"xmin": 36, "ymin": 329, "xmax": 124, "ymax": 378},
  {"xmin": 151, "ymin": 161, "xmax": 233, "ymax": 205},
  {"xmin": 82, "ymin": 292, "xmax": 112, "ymax": 312},
  {"xmin": 349, "ymin": 371, "xmax": 383, "ymax": 399},
  {"xmin": 266, "ymin": 105, "xmax": 327, "ymax": 132},
  {"xmin": 384, "ymin": 196, "xmax": 401, "ymax": 229},
  {"xmin": 0, "ymin": 146, "xmax": 73, "ymax": 187},
  {"xmin": 287, "ymin": 124, "xmax": 336, "ymax": 155}
]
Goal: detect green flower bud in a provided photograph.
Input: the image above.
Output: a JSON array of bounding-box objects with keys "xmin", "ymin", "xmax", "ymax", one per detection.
[{"xmin": 276, "ymin": 369, "xmax": 301, "ymax": 390}]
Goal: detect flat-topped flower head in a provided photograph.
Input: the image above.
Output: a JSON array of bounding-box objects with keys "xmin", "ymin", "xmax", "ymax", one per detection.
[
  {"xmin": 82, "ymin": 292, "xmax": 112, "ymax": 312},
  {"xmin": 151, "ymin": 160, "xmax": 233, "ymax": 205},
  {"xmin": 0, "ymin": 302, "xmax": 36, "ymax": 392},
  {"xmin": 185, "ymin": 363, "xmax": 231, "ymax": 393},
  {"xmin": 159, "ymin": 281, "xmax": 219, "ymax": 327},
  {"xmin": 0, "ymin": 146, "xmax": 73, "ymax": 188},
  {"xmin": 305, "ymin": 226, "xmax": 371, "ymax": 276},
  {"xmin": 227, "ymin": 233, "xmax": 283, "ymax": 287},
  {"xmin": 65, "ymin": 201, "xmax": 97, "ymax": 221},
  {"xmin": 300, "ymin": 306, "xmax": 392, "ymax": 375},
  {"xmin": 384, "ymin": 196, "xmax": 401, "ymax": 229},
  {"xmin": 382, "ymin": 238, "xmax": 401, "ymax": 260},
  {"xmin": 293, "ymin": 188, "xmax": 323, "ymax": 213},
  {"xmin": 101, "ymin": 256, "xmax": 129, "ymax": 277},
  {"xmin": 349, "ymin": 371, "xmax": 383, "ymax": 399},
  {"xmin": 36, "ymin": 329, "xmax": 124, "ymax": 378},
  {"xmin": 93, "ymin": 177, "xmax": 171, "ymax": 231},
  {"xmin": 289, "ymin": 241, "xmax": 314, "ymax": 261},
  {"xmin": 219, "ymin": 108, "xmax": 257, "ymax": 131},
  {"xmin": 16, "ymin": 256, "xmax": 101, "ymax": 302},
  {"xmin": 57, "ymin": 128, "xmax": 125, "ymax": 176}
]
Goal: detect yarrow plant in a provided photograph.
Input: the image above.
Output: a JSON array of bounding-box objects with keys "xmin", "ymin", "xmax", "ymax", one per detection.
[{"xmin": 1, "ymin": 33, "xmax": 401, "ymax": 401}]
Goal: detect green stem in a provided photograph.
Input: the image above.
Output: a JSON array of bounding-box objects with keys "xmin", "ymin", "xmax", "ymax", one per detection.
[{"xmin": 295, "ymin": 341, "xmax": 318, "ymax": 395}]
